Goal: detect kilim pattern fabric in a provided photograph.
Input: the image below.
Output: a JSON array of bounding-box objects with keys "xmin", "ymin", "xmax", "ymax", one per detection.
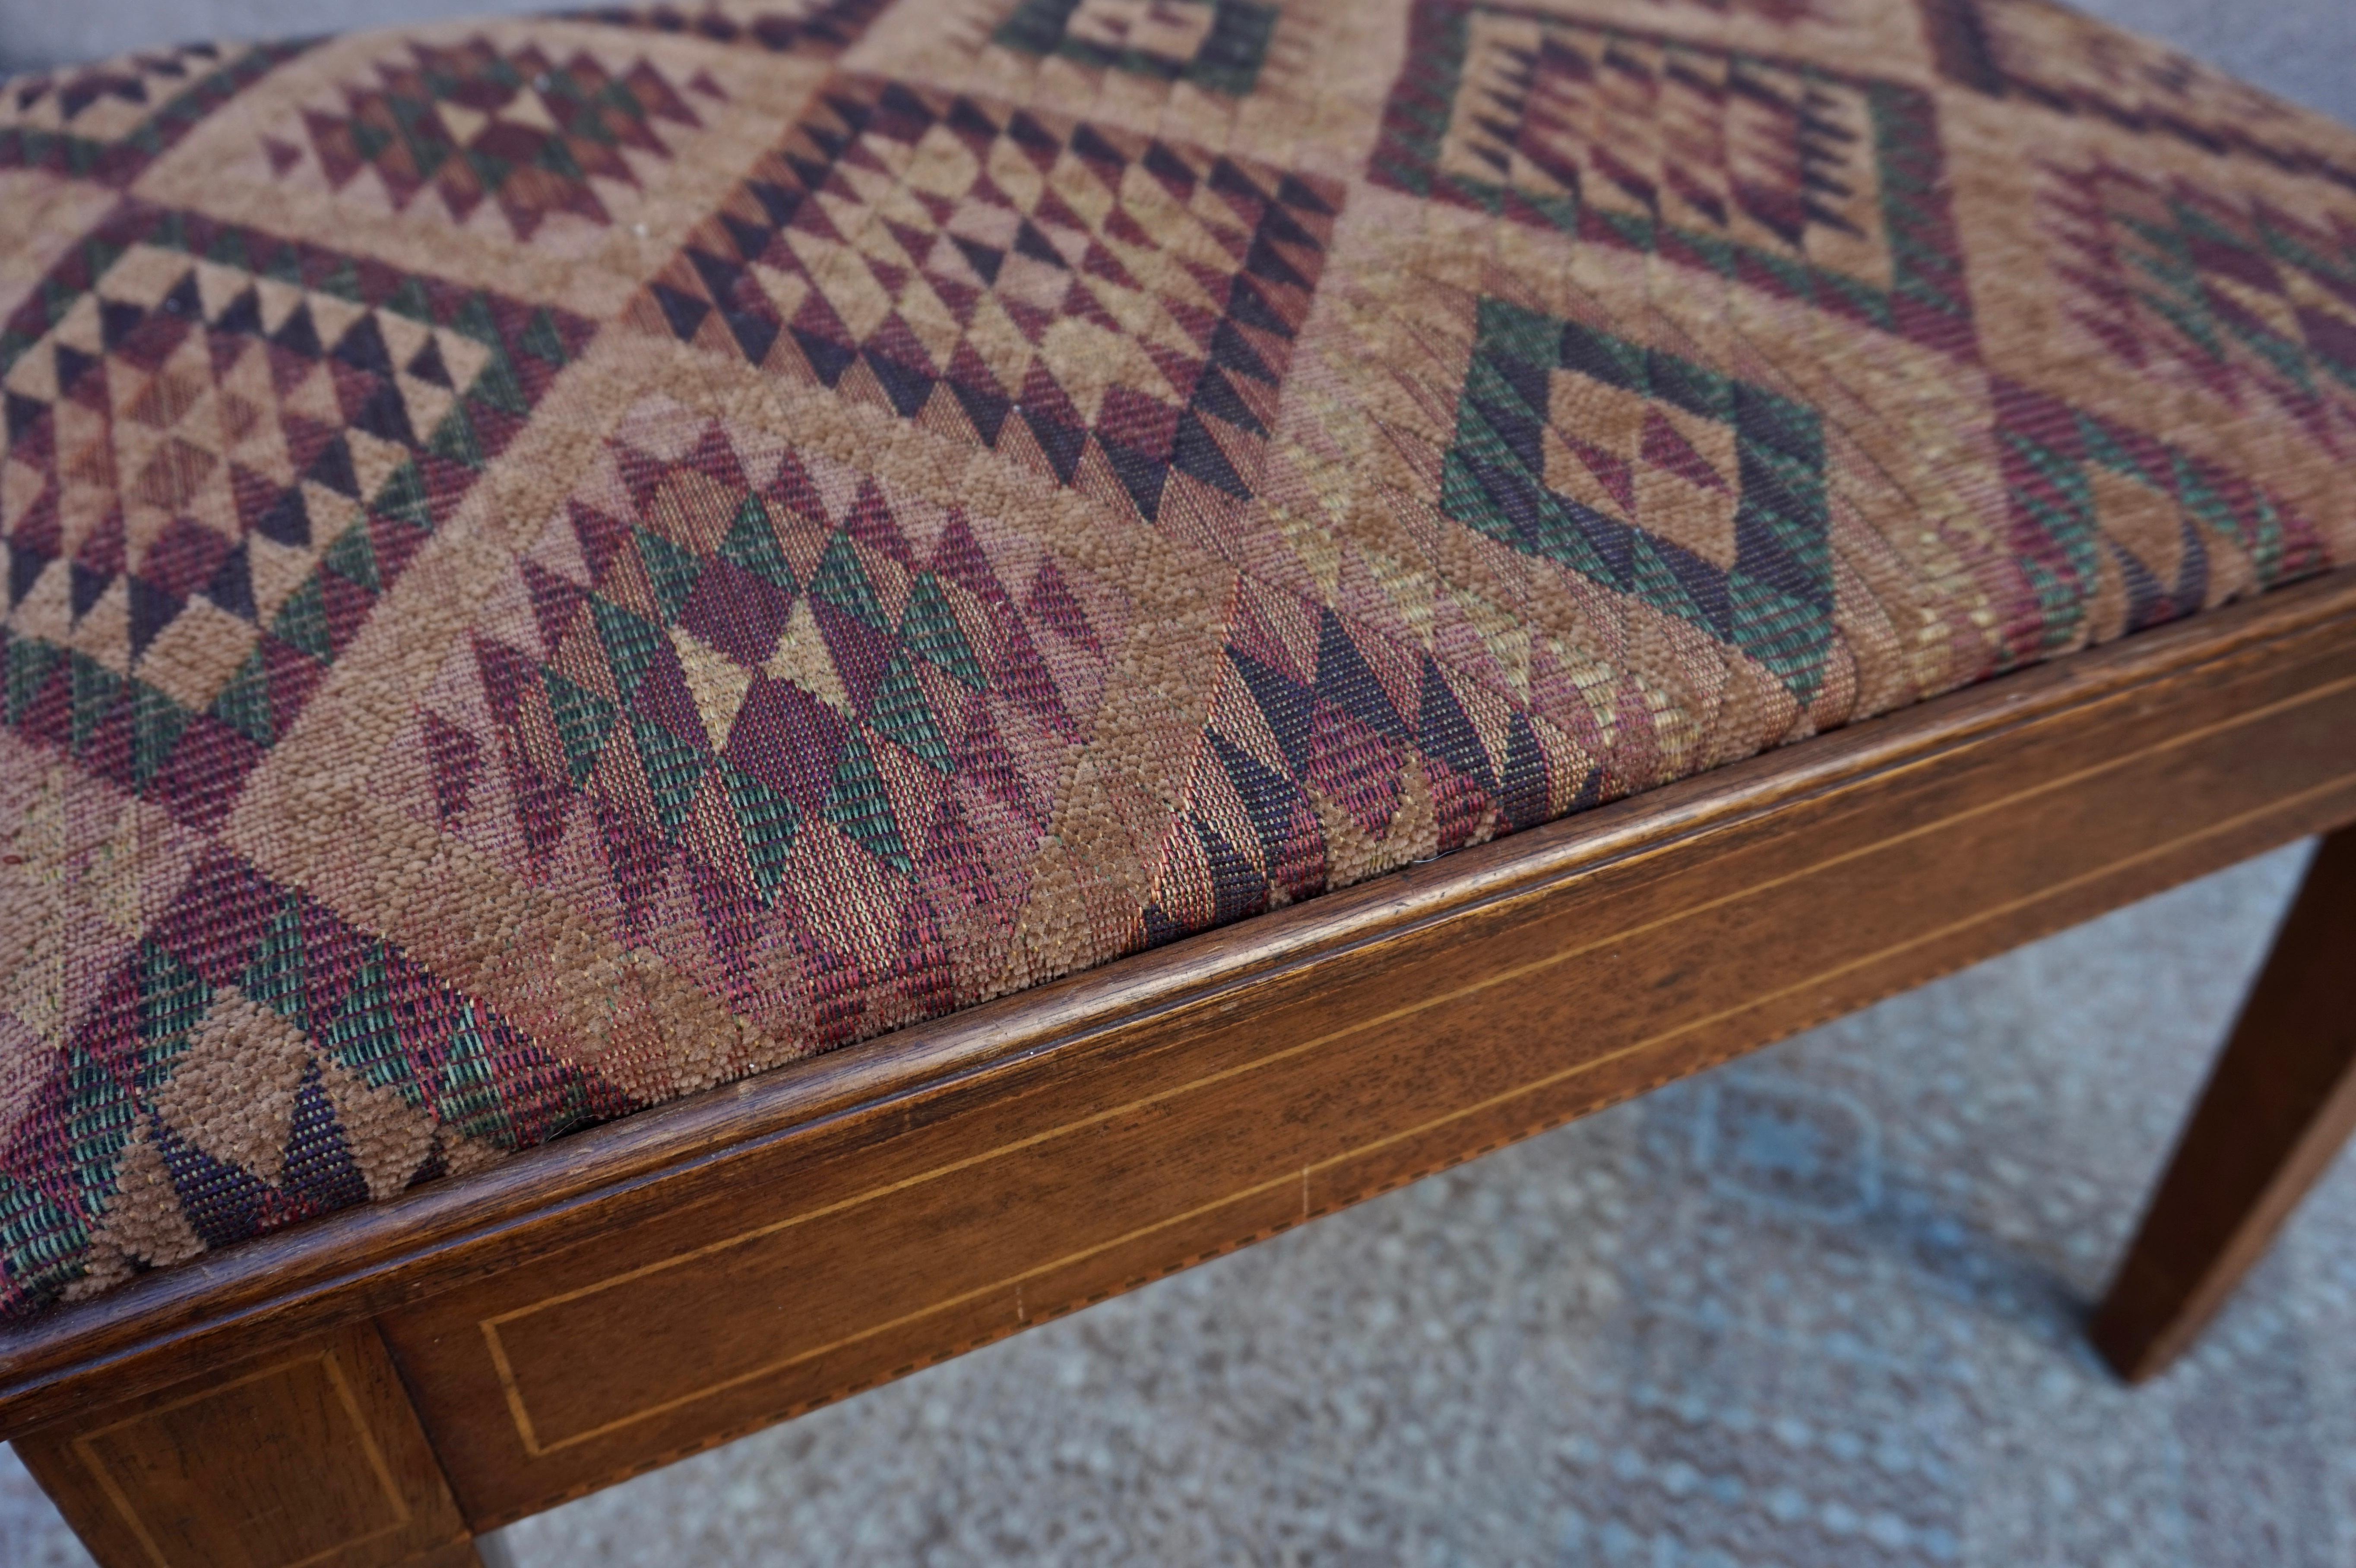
[{"xmin": 0, "ymin": 0, "xmax": 2350, "ymax": 1320}]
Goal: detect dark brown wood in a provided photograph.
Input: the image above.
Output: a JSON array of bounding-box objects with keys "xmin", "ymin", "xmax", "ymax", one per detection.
[
  {"xmin": 13, "ymin": 1321, "xmax": 482, "ymax": 1567},
  {"xmin": 0, "ymin": 567, "xmax": 2353, "ymax": 1537},
  {"xmin": 2091, "ymin": 825, "xmax": 2356, "ymax": 1383}
]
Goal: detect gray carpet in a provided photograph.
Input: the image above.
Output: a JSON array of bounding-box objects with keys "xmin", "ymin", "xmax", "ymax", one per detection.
[{"xmin": 3, "ymin": 1, "xmax": 2353, "ymax": 1564}]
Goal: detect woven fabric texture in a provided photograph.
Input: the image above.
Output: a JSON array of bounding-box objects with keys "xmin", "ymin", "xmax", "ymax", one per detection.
[{"xmin": 0, "ymin": 0, "xmax": 2349, "ymax": 1321}]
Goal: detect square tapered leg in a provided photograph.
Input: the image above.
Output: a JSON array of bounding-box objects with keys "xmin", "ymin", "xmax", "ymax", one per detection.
[{"xmin": 2093, "ymin": 827, "xmax": 2356, "ymax": 1381}]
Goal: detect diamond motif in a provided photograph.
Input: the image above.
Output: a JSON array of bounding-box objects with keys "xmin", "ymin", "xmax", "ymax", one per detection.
[
  {"xmin": 413, "ymin": 402, "xmax": 1120, "ymax": 1026},
  {"xmin": 1441, "ymin": 298, "xmax": 1836, "ymax": 699},
  {"xmin": 566, "ymin": 0, "xmax": 893, "ymax": 55},
  {"xmin": 0, "ymin": 42, "xmax": 310, "ymax": 187},
  {"xmin": 0, "ymin": 847, "xmax": 626, "ymax": 1314},
  {"xmin": 1371, "ymin": 0, "xmax": 1971, "ymax": 354},
  {"xmin": 993, "ymin": 0, "xmax": 1281, "ymax": 95},
  {"xmin": 0, "ymin": 204, "xmax": 594, "ymax": 826},
  {"xmin": 1140, "ymin": 591, "xmax": 1575, "ymax": 945},
  {"xmin": 1988, "ymin": 376, "xmax": 2331, "ymax": 662},
  {"xmin": 1925, "ymin": 0, "xmax": 2356, "ymax": 195},
  {"xmin": 2, "ymin": 0, "xmax": 2353, "ymax": 1331},
  {"xmin": 642, "ymin": 75, "xmax": 1342, "ymax": 526},
  {"xmin": 291, "ymin": 37, "xmax": 717, "ymax": 241},
  {"xmin": 2036, "ymin": 157, "xmax": 2356, "ymax": 454}
]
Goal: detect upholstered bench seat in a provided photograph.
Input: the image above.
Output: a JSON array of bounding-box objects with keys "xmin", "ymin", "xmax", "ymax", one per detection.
[{"xmin": 2, "ymin": 0, "xmax": 2354, "ymax": 1560}]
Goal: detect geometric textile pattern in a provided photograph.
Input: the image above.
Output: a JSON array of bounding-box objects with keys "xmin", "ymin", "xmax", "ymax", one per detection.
[
  {"xmin": 409, "ymin": 399, "xmax": 1124, "ymax": 1049},
  {"xmin": 1440, "ymin": 299, "xmax": 1837, "ymax": 699},
  {"xmin": 2035, "ymin": 157, "xmax": 2356, "ymax": 454},
  {"xmin": 0, "ymin": 0, "xmax": 2353, "ymax": 1319},
  {"xmin": 0, "ymin": 202, "xmax": 595, "ymax": 829},
  {"xmin": 642, "ymin": 74, "xmax": 1341, "ymax": 529},
  {"xmin": 992, "ymin": 0, "xmax": 1282, "ymax": 97},
  {"xmin": 1372, "ymin": 0, "xmax": 1973, "ymax": 354},
  {"xmin": 1146, "ymin": 580, "xmax": 1575, "ymax": 948},
  {"xmin": 285, "ymin": 37, "xmax": 715, "ymax": 242},
  {"xmin": 0, "ymin": 841, "xmax": 631, "ymax": 1315},
  {"xmin": 0, "ymin": 41, "xmax": 311, "ymax": 187},
  {"xmin": 1989, "ymin": 376, "xmax": 2331, "ymax": 661}
]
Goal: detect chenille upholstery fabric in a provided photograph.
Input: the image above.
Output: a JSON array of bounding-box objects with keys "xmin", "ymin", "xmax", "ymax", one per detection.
[{"xmin": 0, "ymin": 0, "xmax": 2349, "ymax": 1321}]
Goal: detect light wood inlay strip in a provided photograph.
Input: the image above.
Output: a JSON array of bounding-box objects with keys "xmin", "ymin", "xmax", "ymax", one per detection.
[{"xmin": 70, "ymin": 1348, "xmax": 412, "ymax": 1568}]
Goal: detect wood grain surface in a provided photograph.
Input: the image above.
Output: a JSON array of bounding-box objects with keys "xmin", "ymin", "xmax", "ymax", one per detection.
[
  {"xmin": 2093, "ymin": 824, "xmax": 2356, "ymax": 1381},
  {"xmin": 13, "ymin": 1321, "xmax": 479, "ymax": 1567}
]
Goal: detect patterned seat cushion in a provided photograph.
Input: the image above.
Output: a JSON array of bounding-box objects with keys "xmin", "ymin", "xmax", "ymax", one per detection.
[{"xmin": 0, "ymin": 0, "xmax": 2350, "ymax": 1319}]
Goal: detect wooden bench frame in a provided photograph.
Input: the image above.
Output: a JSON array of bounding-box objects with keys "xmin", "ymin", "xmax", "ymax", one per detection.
[{"xmin": 8, "ymin": 565, "xmax": 2356, "ymax": 1566}]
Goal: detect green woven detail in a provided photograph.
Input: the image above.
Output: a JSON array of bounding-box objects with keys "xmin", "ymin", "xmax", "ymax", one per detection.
[
  {"xmin": 518, "ymin": 306, "xmax": 573, "ymax": 367},
  {"xmin": 240, "ymin": 896, "xmax": 311, "ymax": 1029},
  {"xmin": 3, "ymin": 635, "xmax": 61, "ymax": 724},
  {"xmin": 372, "ymin": 460, "xmax": 435, "ymax": 531},
  {"xmin": 271, "ymin": 577, "xmax": 336, "ymax": 662},
  {"xmin": 136, "ymin": 942, "xmax": 211, "ymax": 1050},
  {"xmin": 994, "ymin": 0, "xmax": 1278, "ymax": 94},
  {"xmin": 383, "ymin": 275, "xmax": 436, "ymax": 324},
  {"xmin": 427, "ymin": 400, "xmax": 486, "ymax": 469},
  {"xmin": 717, "ymin": 494, "xmax": 798, "ymax": 593},
  {"xmin": 1996, "ymin": 425, "xmax": 2103, "ymax": 656},
  {"xmin": 542, "ymin": 669, "xmax": 618, "ymax": 786},
  {"xmin": 211, "ymin": 646, "xmax": 276, "ymax": 748},
  {"xmin": 1441, "ymin": 297, "xmax": 1836, "ymax": 699},
  {"xmin": 124, "ymin": 683, "xmax": 187, "ymax": 788},
  {"xmin": 591, "ymin": 597, "xmax": 665, "ymax": 705},
  {"xmin": 809, "ymin": 534, "xmax": 890, "ymax": 629},
  {"xmin": 466, "ymin": 343, "xmax": 531, "ymax": 418},
  {"xmin": 57, "ymin": 1047, "xmax": 137, "ymax": 1200},
  {"xmin": 67, "ymin": 653, "xmax": 120, "ymax": 755},
  {"xmin": 0, "ymin": 1176, "xmax": 90, "ymax": 1304},
  {"xmin": 631, "ymin": 714, "xmax": 708, "ymax": 842},
  {"xmin": 317, "ymin": 944, "xmax": 420, "ymax": 1102},
  {"xmin": 322, "ymin": 521, "xmax": 382, "ymax": 594},
  {"xmin": 427, "ymin": 1003, "xmax": 511, "ymax": 1146},
  {"xmin": 722, "ymin": 763, "xmax": 800, "ymax": 898},
  {"xmin": 450, "ymin": 292, "xmax": 505, "ymax": 348},
  {"xmin": 314, "ymin": 256, "xmax": 365, "ymax": 304},
  {"xmin": 901, "ymin": 574, "xmax": 986, "ymax": 691},
  {"xmin": 822, "ymin": 733, "xmax": 911, "ymax": 874},
  {"xmin": 866, "ymin": 654, "xmax": 953, "ymax": 773},
  {"xmin": 637, "ymin": 528, "xmax": 704, "ymax": 625}
]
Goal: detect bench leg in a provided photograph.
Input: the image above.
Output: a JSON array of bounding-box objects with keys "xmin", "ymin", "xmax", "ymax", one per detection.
[
  {"xmin": 2091, "ymin": 826, "xmax": 2356, "ymax": 1383},
  {"xmin": 15, "ymin": 1320, "xmax": 494, "ymax": 1567}
]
